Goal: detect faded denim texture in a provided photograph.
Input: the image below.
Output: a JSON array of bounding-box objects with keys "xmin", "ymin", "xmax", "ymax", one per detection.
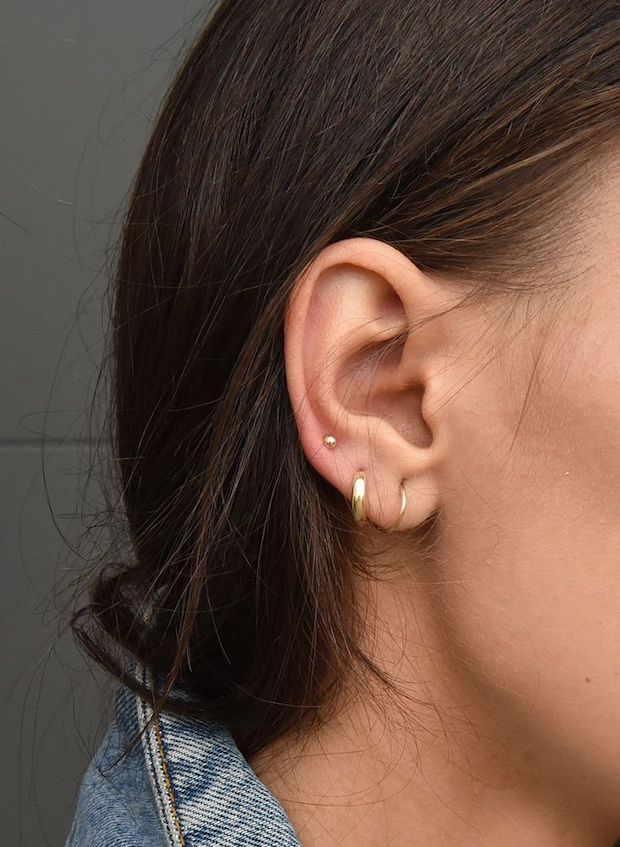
[{"xmin": 66, "ymin": 662, "xmax": 303, "ymax": 846}]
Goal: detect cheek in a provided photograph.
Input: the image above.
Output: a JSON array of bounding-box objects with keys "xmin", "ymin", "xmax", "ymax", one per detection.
[{"xmin": 436, "ymin": 304, "xmax": 620, "ymax": 797}]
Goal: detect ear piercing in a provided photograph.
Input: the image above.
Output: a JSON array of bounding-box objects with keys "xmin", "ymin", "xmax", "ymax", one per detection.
[
  {"xmin": 351, "ymin": 470, "xmax": 407, "ymax": 532},
  {"xmin": 322, "ymin": 434, "xmax": 408, "ymax": 531}
]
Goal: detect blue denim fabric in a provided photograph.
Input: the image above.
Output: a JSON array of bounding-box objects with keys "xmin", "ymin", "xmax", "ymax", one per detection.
[{"xmin": 66, "ymin": 662, "xmax": 303, "ymax": 846}]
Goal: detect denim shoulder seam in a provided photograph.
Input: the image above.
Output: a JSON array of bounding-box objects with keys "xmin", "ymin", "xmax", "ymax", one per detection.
[{"xmin": 134, "ymin": 664, "xmax": 186, "ymax": 847}]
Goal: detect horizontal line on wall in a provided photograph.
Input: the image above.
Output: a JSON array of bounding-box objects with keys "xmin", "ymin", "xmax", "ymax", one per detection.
[{"xmin": 0, "ymin": 438, "xmax": 109, "ymax": 448}]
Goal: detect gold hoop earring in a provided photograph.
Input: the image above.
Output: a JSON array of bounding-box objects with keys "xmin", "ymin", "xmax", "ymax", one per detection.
[
  {"xmin": 350, "ymin": 472, "xmax": 408, "ymax": 532},
  {"xmin": 351, "ymin": 471, "xmax": 367, "ymax": 523},
  {"xmin": 376, "ymin": 481, "xmax": 407, "ymax": 533}
]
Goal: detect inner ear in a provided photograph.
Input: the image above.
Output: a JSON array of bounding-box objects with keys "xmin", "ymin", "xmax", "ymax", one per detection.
[
  {"xmin": 335, "ymin": 263, "xmax": 405, "ymax": 314},
  {"xmin": 338, "ymin": 335, "xmax": 433, "ymax": 451}
]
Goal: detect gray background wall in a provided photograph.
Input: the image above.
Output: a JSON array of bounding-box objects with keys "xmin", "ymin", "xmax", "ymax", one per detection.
[{"xmin": 1, "ymin": 3, "xmax": 209, "ymax": 843}]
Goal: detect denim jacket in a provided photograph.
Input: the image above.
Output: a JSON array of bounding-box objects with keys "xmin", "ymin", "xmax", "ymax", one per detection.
[{"xmin": 65, "ymin": 662, "xmax": 303, "ymax": 846}]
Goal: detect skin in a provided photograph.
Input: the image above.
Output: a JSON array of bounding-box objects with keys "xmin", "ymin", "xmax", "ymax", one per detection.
[{"xmin": 248, "ymin": 159, "xmax": 620, "ymax": 846}]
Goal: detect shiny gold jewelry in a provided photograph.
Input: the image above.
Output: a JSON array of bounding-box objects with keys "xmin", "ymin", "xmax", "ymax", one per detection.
[
  {"xmin": 323, "ymin": 435, "xmax": 337, "ymax": 449},
  {"xmin": 376, "ymin": 481, "xmax": 407, "ymax": 533},
  {"xmin": 350, "ymin": 471, "xmax": 408, "ymax": 531},
  {"xmin": 351, "ymin": 471, "xmax": 367, "ymax": 523}
]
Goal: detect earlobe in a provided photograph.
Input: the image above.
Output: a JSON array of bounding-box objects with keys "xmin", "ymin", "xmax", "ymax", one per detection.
[
  {"xmin": 350, "ymin": 470, "xmax": 408, "ymax": 532},
  {"xmin": 323, "ymin": 433, "xmax": 409, "ymax": 531},
  {"xmin": 284, "ymin": 237, "xmax": 448, "ymax": 532}
]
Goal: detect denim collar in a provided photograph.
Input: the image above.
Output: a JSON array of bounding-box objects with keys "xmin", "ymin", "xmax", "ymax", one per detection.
[{"xmin": 114, "ymin": 661, "xmax": 302, "ymax": 847}]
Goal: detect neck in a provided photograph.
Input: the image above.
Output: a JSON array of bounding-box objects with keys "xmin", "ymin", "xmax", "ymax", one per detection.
[{"xmin": 248, "ymin": 550, "xmax": 618, "ymax": 847}]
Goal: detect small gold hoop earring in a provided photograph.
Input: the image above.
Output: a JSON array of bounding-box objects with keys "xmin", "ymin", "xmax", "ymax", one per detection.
[
  {"xmin": 350, "ymin": 472, "xmax": 407, "ymax": 532},
  {"xmin": 350, "ymin": 471, "xmax": 367, "ymax": 523},
  {"xmin": 376, "ymin": 481, "xmax": 407, "ymax": 533}
]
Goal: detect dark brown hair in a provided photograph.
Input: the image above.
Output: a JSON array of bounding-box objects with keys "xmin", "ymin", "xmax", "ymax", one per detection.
[{"xmin": 71, "ymin": 0, "xmax": 619, "ymax": 760}]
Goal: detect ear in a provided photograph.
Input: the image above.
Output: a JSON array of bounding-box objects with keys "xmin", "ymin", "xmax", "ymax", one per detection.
[{"xmin": 283, "ymin": 236, "xmax": 458, "ymax": 532}]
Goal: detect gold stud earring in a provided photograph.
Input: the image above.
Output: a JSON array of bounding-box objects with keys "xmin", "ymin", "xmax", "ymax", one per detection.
[{"xmin": 323, "ymin": 435, "xmax": 337, "ymax": 448}]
